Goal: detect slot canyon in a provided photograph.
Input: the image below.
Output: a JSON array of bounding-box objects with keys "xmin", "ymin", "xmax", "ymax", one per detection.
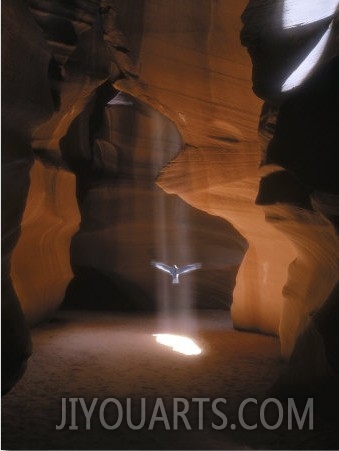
[{"xmin": 2, "ymin": 0, "xmax": 339, "ymax": 449}]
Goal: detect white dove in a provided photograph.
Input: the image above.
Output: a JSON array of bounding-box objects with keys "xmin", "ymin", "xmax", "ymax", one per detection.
[{"xmin": 151, "ymin": 261, "xmax": 202, "ymax": 284}]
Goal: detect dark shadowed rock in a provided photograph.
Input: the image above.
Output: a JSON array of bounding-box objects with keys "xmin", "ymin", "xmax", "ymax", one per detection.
[
  {"xmin": 2, "ymin": 0, "xmax": 124, "ymax": 392},
  {"xmin": 269, "ymin": 282, "xmax": 339, "ymax": 418},
  {"xmin": 62, "ymin": 93, "xmax": 245, "ymax": 311},
  {"xmin": 3, "ymin": 0, "xmax": 339, "ymax": 404}
]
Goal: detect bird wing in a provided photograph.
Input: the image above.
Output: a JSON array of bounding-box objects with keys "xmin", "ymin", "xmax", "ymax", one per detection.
[
  {"xmin": 178, "ymin": 263, "xmax": 202, "ymax": 275},
  {"xmin": 151, "ymin": 261, "xmax": 173, "ymax": 275}
]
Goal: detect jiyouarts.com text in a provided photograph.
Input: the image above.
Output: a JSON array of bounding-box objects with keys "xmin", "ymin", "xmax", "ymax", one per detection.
[{"xmin": 56, "ymin": 397, "xmax": 314, "ymax": 431}]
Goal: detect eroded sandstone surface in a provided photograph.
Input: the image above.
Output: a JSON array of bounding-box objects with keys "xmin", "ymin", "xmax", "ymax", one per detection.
[{"xmin": 2, "ymin": 0, "xmax": 339, "ymax": 398}]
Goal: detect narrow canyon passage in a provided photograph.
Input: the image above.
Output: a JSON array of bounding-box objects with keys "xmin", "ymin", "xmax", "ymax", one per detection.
[
  {"xmin": 2, "ymin": 310, "xmax": 338, "ymax": 450},
  {"xmin": 3, "ymin": 1, "xmax": 339, "ymax": 450}
]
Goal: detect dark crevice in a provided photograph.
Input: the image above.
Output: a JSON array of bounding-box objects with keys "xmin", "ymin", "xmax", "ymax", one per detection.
[{"xmin": 47, "ymin": 57, "xmax": 64, "ymax": 111}]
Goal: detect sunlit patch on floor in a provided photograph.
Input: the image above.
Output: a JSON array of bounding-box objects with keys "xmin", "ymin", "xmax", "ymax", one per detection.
[{"xmin": 153, "ymin": 333, "xmax": 202, "ymax": 355}]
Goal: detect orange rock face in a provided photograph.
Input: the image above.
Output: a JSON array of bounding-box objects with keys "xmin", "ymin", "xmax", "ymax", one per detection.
[
  {"xmin": 63, "ymin": 94, "xmax": 245, "ymax": 312},
  {"xmin": 3, "ymin": 0, "xmax": 339, "ymax": 396},
  {"xmin": 112, "ymin": 0, "xmax": 297, "ymax": 337},
  {"xmin": 10, "ymin": 160, "xmax": 80, "ymax": 325},
  {"xmin": 2, "ymin": 0, "xmax": 123, "ymax": 391}
]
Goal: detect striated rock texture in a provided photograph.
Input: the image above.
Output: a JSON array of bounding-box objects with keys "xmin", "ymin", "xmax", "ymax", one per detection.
[
  {"xmin": 112, "ymin": 0, "xmax": 296, "ymax": 336},
  {"xmin": 109, "ymin": 0, "xmax": 339, "ymax": 378},
  {"xmin": 2, "ymin": 0, "xmax": 52, "ymax": 394},
  {"xmin": 3, "ymin": 0, "xmax": 339, "ymax": 398},
  {"xmin": 241, "ymin": 0, "xmax": 339, "ymax": 393},
  {"xmin": 3, "ymin": 0, "xmax": 254, "ymax": 392},
  {"xmin": 2, "ymin": 0, "xmax": 128, "ymax": 391},
  {"xmin": 10, "ymin": 160, "xmax": 80, "ymax": 325},
  {"xmin": 62, "ymin": 92, "xmax": 245, "ymax": 312}
]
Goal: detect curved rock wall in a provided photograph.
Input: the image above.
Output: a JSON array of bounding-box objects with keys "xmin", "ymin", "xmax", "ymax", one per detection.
[
  {"xmin": 243, "ymin": 2, "xmax": 339, "ymax": 361},
  {"xmin": 5, "ymin": 0, "xmax": 121, "ymax": 326},
  {"xmin": 113, "ymin": 0, "xmax": 339, "ymax": 364},
  {"xmin": 2, "ymin": 0, "xmax": 125, "ymax": 392},
  {"xmin": 10, "ymin": 160, "xmax": 80, "ymax": 325},
  {"xmin": 2, "ymin": 0, "xmax": 55, "ymax": 394},
  {"xmin": 3, "ymin": 0, "xmax": 339, "ymax": 396},
  {"xmin": 112, "ymin": 0, "xmax": 297, "ymax": 335},
  {"xmin": 241, "ymin": 0, "xmax": 339, "ymax": 391},
  {"xmin": 61, "ymin": 91, "xmax": 245, "ymax": 312}
]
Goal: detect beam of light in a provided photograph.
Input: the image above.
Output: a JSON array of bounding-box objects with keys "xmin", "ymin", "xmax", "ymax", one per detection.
[
  {"xmin": 153, "ymin": 334, "xmax": 202, "ymax": 355},
  {"xmin": 282, "ymin": 0, "xmax": 338, "ymax": 29},
  {"xmin": 107, "ymin": 91, "xmax": 134, "ymax": 106},
  {"xmin": 281, "ymin": 25, "xmax": 332, "ymax": 92}
]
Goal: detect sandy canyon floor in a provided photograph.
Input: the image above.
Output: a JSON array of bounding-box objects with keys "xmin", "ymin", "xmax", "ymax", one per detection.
[{"xmin": 2, "ymin": 310, "xmax": 338, "ymax": 450}]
